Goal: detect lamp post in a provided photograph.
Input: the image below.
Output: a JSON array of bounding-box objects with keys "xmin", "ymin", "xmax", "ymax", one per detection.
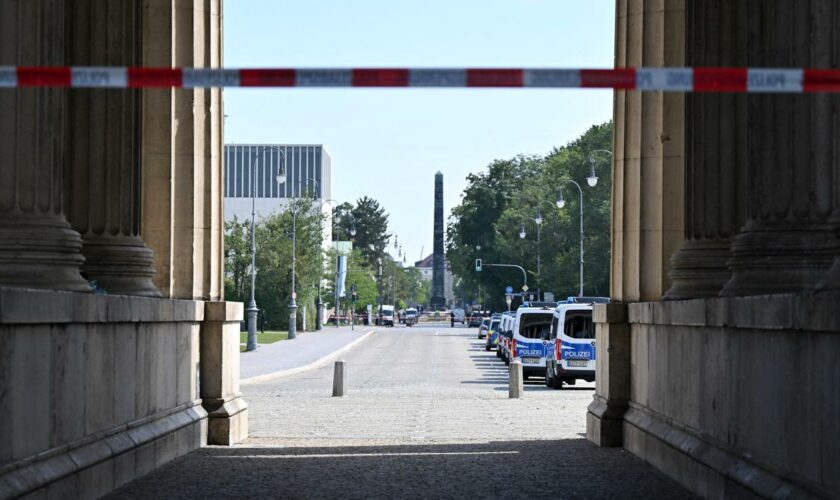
[
  {"xmin": 246, "ymin": 146, "xmax": 286, "ymax": 352},
  {"xmin": 280, "ymin": 173, "xmax": 320, "ymax": 340},
  {"xmin": 557, "ymin": 179, "xmax": 585, "ymax": 297}
]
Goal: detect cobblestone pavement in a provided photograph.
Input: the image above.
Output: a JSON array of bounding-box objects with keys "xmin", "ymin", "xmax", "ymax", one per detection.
[{"xmin": 109, "ymin": 325, "xmax": 695, "ymax": 499}]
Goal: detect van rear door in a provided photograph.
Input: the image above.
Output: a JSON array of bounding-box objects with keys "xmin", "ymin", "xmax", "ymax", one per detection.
[{"xmin": 558, "ymin": 308, "xmax": 596, "ymax": 371}]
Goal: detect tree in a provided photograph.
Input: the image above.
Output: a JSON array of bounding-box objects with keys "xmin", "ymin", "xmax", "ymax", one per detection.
[
  {"xmin": 332, "ymin": 196, "xmax": 391, "ymax": 268},
  {"xmin": 446, "ymin": 122, "xmax": 613, "ymax": 310},
  {"xmin": 224, "ymin": 199, "xmax": 325, "ymax": 330}
]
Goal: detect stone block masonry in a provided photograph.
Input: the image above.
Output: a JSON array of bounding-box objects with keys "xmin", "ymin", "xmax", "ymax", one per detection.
[{"xmin": 0, "ymin": 288, "xmax": 246, "ymax": 498}]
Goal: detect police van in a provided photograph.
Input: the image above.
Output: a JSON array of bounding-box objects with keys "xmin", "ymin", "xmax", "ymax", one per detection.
[
  {"xmin": 497, "ymin": 313, "xmax": 515, "ymax": 363},
  {"xmin": 544, "ymin": 302, "xmax": 600, "ymax": 389},
  {"xmin": 510, "ymin": 305, "xmax": 555, "ymax": 378}
]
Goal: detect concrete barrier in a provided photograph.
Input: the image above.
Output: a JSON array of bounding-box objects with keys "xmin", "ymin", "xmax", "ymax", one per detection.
[
  {"xmin": 332, "ymin": 360, "xmax": 346, "ymax": 397},
  {"xmin": 509, "ymin": 360, "xmax": 523, "ymax": 398}
]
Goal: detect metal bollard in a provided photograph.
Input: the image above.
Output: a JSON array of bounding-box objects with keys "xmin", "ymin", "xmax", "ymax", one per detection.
[
  {"xmin": 332, "ymin": 360, "xmax": 346, "ymax": 397},
  {"xmin": 509, "ymin": 360, "xmax": 523, "ymax": 399}
]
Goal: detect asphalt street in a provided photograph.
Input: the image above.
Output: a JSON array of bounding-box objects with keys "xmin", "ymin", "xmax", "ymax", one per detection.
[{"xmin": 108, "ymin": 325, "xmax": 694, "ymax": 499}]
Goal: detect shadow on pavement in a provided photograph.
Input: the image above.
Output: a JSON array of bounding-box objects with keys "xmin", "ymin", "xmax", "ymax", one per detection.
[{"xmin": 106, "ymin": 439, "xmax": 695, "ymax": 499}]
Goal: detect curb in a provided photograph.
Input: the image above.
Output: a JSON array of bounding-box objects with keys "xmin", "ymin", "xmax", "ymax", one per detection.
[{"xmin": 240, "ymin": 329, "xmax": 376, "ymax": 385}]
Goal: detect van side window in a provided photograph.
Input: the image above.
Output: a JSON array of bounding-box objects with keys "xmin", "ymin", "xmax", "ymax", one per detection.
[
  {"xmin": 550, "ymin": 317, "xmax": 560, "ymax": 340},
  {"xmin": 564, "ymin": 311, "xmax": 594, "ymax": 339}
]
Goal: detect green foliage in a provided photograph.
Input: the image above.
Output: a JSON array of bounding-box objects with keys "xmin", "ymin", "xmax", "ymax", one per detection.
[
  {"xmin": 225, "ymin": 199, "xmax": 325, "ymax": 330},
  {"xmin": 333, "ymin": 196, "xmax": 391, "ymax": 268},
  {"xmin": 446, "ymin": 122, "xmax": 613, "ymax": 310}
]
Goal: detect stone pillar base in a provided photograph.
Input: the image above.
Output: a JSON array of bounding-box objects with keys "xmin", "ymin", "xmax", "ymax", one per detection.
[
  {"xmin": 81, "ymin": 235, "xmax": 161, "ymax": 296},
  {"xmin": 205, "ymin": 397, "xmax": 249, "ymax": 446},
  {"xmin": 664, "ymin": 238, "xmax": 733, "ymax": 300},
  {"xmin": 587, "ymin": 395, "xmax": 627, "ymax": 447},
  {"xmin": 200, "ymin": 301, "xmax": 247, "ymax": 446},
  {"xmin": 0, "ymin": 215, "xmax": 90, "ymax": 292},
  {"xmin": 722, "ymin": 223, "xmax": 836, "ymax": 296},
  {"xmin": 586, "ymin": 303, "xmax": 630, "ymax": 448}
]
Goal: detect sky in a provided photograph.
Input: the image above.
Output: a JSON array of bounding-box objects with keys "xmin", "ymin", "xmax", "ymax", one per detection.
[{"xmin": 224, "ymin": 0, "xmax": 615, "ymax": 264}]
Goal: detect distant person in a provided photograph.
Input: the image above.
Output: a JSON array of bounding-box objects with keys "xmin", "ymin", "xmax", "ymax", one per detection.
[{"xmin": 450, "ymin": 311, "xmax": 455, "ymax": 328}]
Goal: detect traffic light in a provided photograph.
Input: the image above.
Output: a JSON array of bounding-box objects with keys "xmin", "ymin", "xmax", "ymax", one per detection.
[
  {"xmin": 475, "ymin": 258, "xmax": 482, "ymax": 272},
  {"xmin": 351, "ymin": 284, "xmax": 357, "ymax": 302}
]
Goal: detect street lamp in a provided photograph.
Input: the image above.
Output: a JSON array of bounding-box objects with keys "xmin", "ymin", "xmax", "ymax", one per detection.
[
  {"xmin": 519, "ymin": 223, "xmax": 526, "ymax": 240},
  {"xmin": 281, "ymin": 173, "xmax": 321, "ymax": 341},
  {"xmin": 246, "ymin": 146, "xmax": 286, "ymax": 352},
  {"xmin": 557, "ymin": 179, "xmax": 585, "ymax": 297},
  {"xmin": 587, "ymin": 149, "xmax": 613, "ymax": 187},
  {"xmin": 534, "ymin": 209, "xmax": 543, "ymax": 299}
]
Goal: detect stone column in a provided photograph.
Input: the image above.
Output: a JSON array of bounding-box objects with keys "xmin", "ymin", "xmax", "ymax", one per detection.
[
  {"xmin": 611, "ymin": 0, "xmax": 685, "ymax": 302},
  {"xmin": 664, "ymin": 0, "xmax": 748, "ymax": 300},
  {"xmin": 722, "ymin": 1, "xmax": 839, "ymax": 296},
  {"xmin": 587, "ymin": 303, "xmax": 630, "ymax": 446},
  {"xmin": 65, "ymin": 0, "xmax": 160, "ymax": 297},
  {"xmin": 201, "ymin": 302, "xmax": 248, "ymax": 445},
  {"xmin": 0, "ymin": 1, "xmax": 90, "ymax": 292},
  {"xmin": 141, "ymin": 0, "xmax": 225, "ymax": 300}
]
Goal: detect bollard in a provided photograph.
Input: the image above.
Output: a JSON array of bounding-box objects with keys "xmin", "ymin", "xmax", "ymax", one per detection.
[
  {"xmin": 509, "ymin": 360, "xmax": 523, "ymax": 399},
  {"xmin": 332, "ymin": 360, "xmax": 346, "ymax": 397}
]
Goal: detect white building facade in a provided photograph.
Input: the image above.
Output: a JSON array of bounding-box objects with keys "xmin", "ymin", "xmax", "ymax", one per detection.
[{"xmin": 224, "ymin": 144, "xmax": 333, "ymax": 244}]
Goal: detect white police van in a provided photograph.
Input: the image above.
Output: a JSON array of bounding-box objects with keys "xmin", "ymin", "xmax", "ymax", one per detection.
[
  {"xmin": 545, "ymin": 302, "xmax": 598, "ymax": 389},
  {"xmin": 497, "ymin": 313, "xmax": 515, "ymax": 363},
  {"xmin": 511, "ymin": 305, "xmax": 555, "ymax": 378}
]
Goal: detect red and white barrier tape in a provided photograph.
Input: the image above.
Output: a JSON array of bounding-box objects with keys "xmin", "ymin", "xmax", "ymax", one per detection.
[{"xmin": 1, "ymin": 67, "xmax": 840, "ymax": 92}]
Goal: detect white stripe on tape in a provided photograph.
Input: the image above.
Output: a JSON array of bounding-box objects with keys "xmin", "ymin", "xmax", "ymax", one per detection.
[
  {"xmin": 636, "ymin": 68, "xmax": 693, "ymax": 91},
  {"xmin": 409, "ymin": 69, "xmax": 466, "ymax": 87},
  {"xmin": 183, "ymin": 69, "xmax": 240, "ymax": 88},
  {"xmin": 0, "ymin": 67, "xmax": 16, "ymax": 87},
  {"xmin": 296, "ymin": 69, "xmax": 352, "ymax": 87},
  {"xmin": 71, "ymin": 67, "xmax": 128, "ymax": 88},
  {"xmin": 747, "ymin": 69, "xmax": 803, "ymax": 93},
  {"xmin": 524, "ymin": 69, "xmax": 581, "ymax": 88}
]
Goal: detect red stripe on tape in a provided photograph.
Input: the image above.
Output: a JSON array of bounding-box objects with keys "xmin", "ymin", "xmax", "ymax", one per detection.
[
  {"xmin": 581, "ymin": 69, "xmax": 635, "ymax": 89},
  {"xmin": 352, "ymin": 69, "xmax": 409, "ymax": 87},
  {"xmin": 128, "ymin": 68, "xmax": 182, "ymax": 88},
  {"xmin": 803, "ymin": 69, "xmax": 840, "ymax": 92},
  {"xmin": 240, "ymin": 69, "xmax": 296, "ymax": 87},
  {"xmin": 17, "ymin": 67, "xmax": 71, "ymax": 87},
  {"xmin": 466, "ymin": 69, "xmax": 523, "ymax": 87},
  {"xmin": 693, "ymin": 67, "xmax": 746, "ymax": 92}
]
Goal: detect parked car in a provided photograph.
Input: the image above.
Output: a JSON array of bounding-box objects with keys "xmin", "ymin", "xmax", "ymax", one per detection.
[
  {"xmin": 510, "ymin": 305, "xmax": 555, "ymax": 379},
  {"xmin": 467, "ymin": 313, "xmax": 484, "ymax": 327},
  {"xmin": 545, "ymin": 302, "xmax": 600, "ymax": 389},
  {"xmin": 404, "ymin": 307, "xmax": 418, "ymax": 327},
  {"xmin": 484, "ymin": 317, "xmax": 501, "ymax": 351},
  {"xmin": 477, "ymin": 317, "xmax": 491, "ymax": 339}
]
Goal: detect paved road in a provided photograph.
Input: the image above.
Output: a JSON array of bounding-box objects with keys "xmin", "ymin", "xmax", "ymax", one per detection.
[{"xmin": 109, "ymin": 325, "xmax": 694, "ymax": 499}]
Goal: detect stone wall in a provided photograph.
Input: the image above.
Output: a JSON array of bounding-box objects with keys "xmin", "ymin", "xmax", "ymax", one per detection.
[
  {"xmin": 590, "ymin": 296, "xmax": 840, "ymax": 498},
  {"xmin": 0, "ymin": 289, "xmax": 245, "ymax": 498}
]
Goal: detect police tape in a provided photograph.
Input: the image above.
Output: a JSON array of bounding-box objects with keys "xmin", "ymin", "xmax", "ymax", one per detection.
[{"xmin": 1, "ymin": 67, "xmax": 840, "ymax": 92}]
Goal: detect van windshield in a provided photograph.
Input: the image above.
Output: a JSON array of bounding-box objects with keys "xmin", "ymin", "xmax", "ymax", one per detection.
[
  {"xmin": 490, "ymin": 319, "xmax": 500, "ymax": 330},
  {"xmin": 518, "ymin": 313, "xmax": 553, "ymax": 340},
  {"xmin": 564, "ymin": 310, "xmax": 594, "ymax": 339},
  {"xmin": 382, "ymin": 310, "xmax": 393, "ymax": 317}
]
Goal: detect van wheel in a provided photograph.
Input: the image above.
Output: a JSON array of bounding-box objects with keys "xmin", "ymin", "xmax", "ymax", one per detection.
[
  {"xmin": 545, "ymin": 366, "xmax": 553, "ymax": 388},
  {"xmin": 551, "ymin": 374, "xmax": 563, "ymax": 390},
  {"xmin": 496, "ymin": 349, "xmax": 501, "ymax": 358},
  {"xmin": 485, "ymin": 345, "xmax": 491, "ymax": 352}
]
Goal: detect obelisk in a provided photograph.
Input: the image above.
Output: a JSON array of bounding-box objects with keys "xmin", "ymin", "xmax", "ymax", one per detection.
[{"xmin": 431, "ymin": 172, "xmax": 446, "ymax": 309}]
